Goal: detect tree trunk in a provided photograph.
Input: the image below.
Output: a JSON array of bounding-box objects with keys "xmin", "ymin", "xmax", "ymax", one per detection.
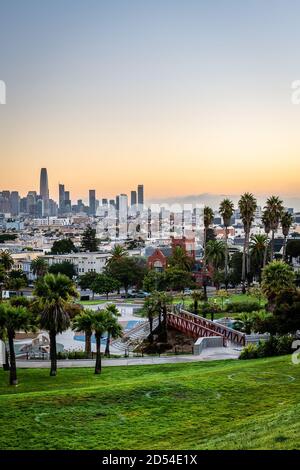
[
  {"xmin": 95, "ymin": 334, "xmax": 102, "ymax": 374},
  {"xmin": 224, "ymin": 226, "xmax": 228, "ymax": 289},
  {"xmin": 49, "ymin": 330, "xmax": 57, "ymax": 376},
  {"xmin": 2, "ymin": 343, "xmax": 10, "ymax": 371},
  {"xmin": 283, "ymin": 235, "xmax": 287, "ymax": 261},
  {"xmin": 263, "ymin": 237, "xmax": 269, "ymax": 267},
  {"xmin": 271, "ymin": 230, "xmax": 275, "ymax": 261},
  {"xmin": 85, "ymin": 331, "xmax": 92, "ymax": 357},
  {"xmin": 8, "ymin": 330, "xmax": 17, "ymax": 385},
  {"xmin": 104, "ymin": 332, "xmax": 110, "ymax": 357},
  {"xmin": 241, "ymin": 229, "xmax": 247, "ymax": 293},
  {"xmin": 203, "ymin": 227, "xmax": 208, "ymax": 300}
]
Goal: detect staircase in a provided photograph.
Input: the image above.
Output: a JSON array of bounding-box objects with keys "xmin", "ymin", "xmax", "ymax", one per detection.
[{"xmin": 111, "ymin": 317, "xmax": 160, "ymax": 353}]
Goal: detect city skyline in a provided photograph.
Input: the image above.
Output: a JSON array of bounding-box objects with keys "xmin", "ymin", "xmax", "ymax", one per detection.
[{"xmin": 1, "ymin": 1, "xmax": 300, "ymax": 199}]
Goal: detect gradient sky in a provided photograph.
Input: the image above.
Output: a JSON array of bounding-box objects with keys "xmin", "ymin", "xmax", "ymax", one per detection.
[{"xmin": 1, "ymin": 0, "xmax": 300, "ymax": 202}]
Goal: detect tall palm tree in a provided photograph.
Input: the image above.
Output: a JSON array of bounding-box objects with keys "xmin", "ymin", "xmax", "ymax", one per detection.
[
  {"xmin": 91, "ymin": 310, "xmax": 107, "ymax": 374},
  {"xmin": 34, "ymin": 273, "xmax": 78, "ymax": 376},
  {"xmin": 31, "ymin": 257, "xmax": 48, "ymax": 278},
  {"xmin": 238, "ymin": 193, "xmax": 257, "ymax": 291},
  {"xmin": 264, "ymin": 196, "xmax": 284, "ymax": 261},
  {"xmin": 281, "ymin": 211, "xmax": 294, "ymax": 261},
  {"xmin": 72, "ymin": 309, "xmax": 94, "ymax": 357},
  {"xmin": 262, "ymin": 209, "xmax": 272, "ymax": 267},
  {"xmin": 250, "ymin": 234, "xmax": 268, "ymax": 282},
  {"xmin": 219, "ymin": 199, "xmax": 234, "ymax": 288},
  {"xmin": 0, "ymin": 303, "xmax": 34, "ymax": 385},
  {"xmin": 0, "ymin": 250, "xmax": 14, "ymax": 271},
  {"xmin": 203, "ymin": 206, "xmax": 214, "ymax": 300}
]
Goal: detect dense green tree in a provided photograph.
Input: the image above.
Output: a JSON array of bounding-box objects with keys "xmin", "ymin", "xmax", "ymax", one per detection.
[
  {"xmin": 229, "ymin": 251, "xmax": 243, "ymax": 285},
  {"xmin": 261, "ymin": 260, "xmax": 295, "ymax": 311},
  {"xmin": 49, "ymin": 261, "xmax": 77, "ymax": 279},
  {"xmin": 219, "ymin": 198, "xmax": 234, "ymax": 288},
  {"xmin": 143, "ymin": 270, "xmax": 166, "ymax": 292},
  {"xmin": 77, "ymin": 271, "xmax": 99, "ymax": 298},
  {"xmin": 164, "ymin": 267, "xmax": 193, "ymax": 291},
  {"xmin": 105, "ymin": 257, "xmax": 146, "ymax": 294},
  {"xmin": 91, "ymin": 274, "xmax": 120, "ymax": 299},
  {"xmin": 168, "ymin": 246, "xmax": 193, "ymax": 271},
  {"xmin": 81, "ymin": 226, "xmax": 99, "ymax": 252},
  {"xmin": 51, "ymin": 238, "xmax": 77, "ymax": 255},
  {"xmin": 191, "ymin": 290, "xmax": 205, "ymax": 314},
  {"xmin": 34, "ymin": 273, "xmax": 78, "ymax": 376},
  {"xmin": 7, "ymin": 270, "xmax": 27, "ymax": 294}
]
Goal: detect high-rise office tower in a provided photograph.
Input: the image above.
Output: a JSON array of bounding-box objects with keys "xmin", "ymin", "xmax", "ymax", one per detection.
[
  {"xmin": 89, "ymin": 189, "xmax": 96, "ymax": 215},
  {"xmin": 39, "ymin": 168, "xmax": 49, "ymax": 216},
  {"xmin": 137, "ymin": 184, "xmax": 144, "ymax": 210},
  {"xmin": 119, "ymin": 194, "xmax": 128, "ymax": 222},
  {"xmin": 10, "ymin": 191, "xmax": 20, "ymax": 216},
  {"xmin": 59, "ymin": 184, "xmax": 65, "ymax": 213},
  {"xmin": 131, "ymin": 190, "xmax": 137, "ymax": 206},
  {"xmin": 116, "ymin": 195, "xmax": 120, "ymax": 211},
  {"xmin": 64, "ymin": 191, "xmax": 71, "ymax": 213}
]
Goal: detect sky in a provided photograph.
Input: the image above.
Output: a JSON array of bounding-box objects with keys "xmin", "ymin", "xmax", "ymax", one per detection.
[{"xmin": 1, "ymin": 0, "xmax": 300, "ymax": 203}]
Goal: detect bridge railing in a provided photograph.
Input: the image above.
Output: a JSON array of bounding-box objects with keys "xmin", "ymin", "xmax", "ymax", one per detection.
[{"xmin": 170, "ymin": 308, "xmax": 246, "ymax": 346}]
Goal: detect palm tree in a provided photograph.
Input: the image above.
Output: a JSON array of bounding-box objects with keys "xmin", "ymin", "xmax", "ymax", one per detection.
[
  {"xmin": 262, "ymin": 209, "xmax": 272, "ymax": 267},
  {"xmin": 72, "ymin": 309, "xmax": 94, "ymax": 357},
  {"xmin": 203, "ymin": 206, "xmax": 214, "ymax": 300},
  {"xmin": 250, "ymin": 234, "xmax": 268, "ymax": 282},
  {"xmin": 34, "ymin": 273, "xmax": 78, "ymax": 376},
  {"xmin": 206, "ymin": 240, "xmax": 225, "ymax": 270},
  {"xmin": 31, "ymin": 257, "xmax": 48, "ymax": 278},
  {"xmin": 169, "ymin": 246, "xmax": 192, "ymax": 271},
  {"xmin": 0, "ymin": 303, "xmax": 34, "ymax": 385},
  {"xmin": 264, "ymin": 196, "xmax": 284, "ymax": 261},
  {"xmin": 238, "ymin": 193, "xmax": 257, "ymax": 291},
  {"xmin": 219, "ymin": 199, "xmax": 234, "ymax": 288},
  {"xmin": 281, "ymin": 211, "xmax": 293, "ymax": 261},
  {"xmin": 0, "ymin": 264, "xmax": 7, "ymax": 302},
  {"xmin": 261, "ymin": 260, "xmax": 295, "ymax": 311},
  {"xmin": 91, "ymin": 310, "xmax": 107, "ymax": 374},
  {"xmin": 0, "ymin": 250, "xmax": 14, "ymax": 271},
  {"xmin": 104, "ymin": 308, "xmax": 122, "ymax": 357},
  {"xmin": 106, "ymin": 245, "xmax": 128, "ymax": 267}
]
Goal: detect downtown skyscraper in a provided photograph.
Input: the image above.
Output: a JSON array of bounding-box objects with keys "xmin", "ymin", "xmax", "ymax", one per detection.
[{"xmin": 39, "ymin": 168, "xmax": 49, "ymax": 216}]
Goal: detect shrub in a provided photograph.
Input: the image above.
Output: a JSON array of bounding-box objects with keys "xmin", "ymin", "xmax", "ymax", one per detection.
[
  {"xmin": 239, "ymin": 335, "xmax": 294, "ymax": 360},
  {"xmin": 226, "ymin": 300, "xmax": 261, "ymax": 313}
]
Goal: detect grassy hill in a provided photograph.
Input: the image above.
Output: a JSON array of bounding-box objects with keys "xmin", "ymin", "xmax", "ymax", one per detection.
[{"xmin": 0, "ymin": 356, "xmax": 300, "ymax": 450}]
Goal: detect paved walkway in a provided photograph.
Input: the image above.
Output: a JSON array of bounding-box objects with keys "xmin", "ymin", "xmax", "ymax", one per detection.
[{"xmin": 16, "ymin": 347, "xmax": 241, "ymax": 368}]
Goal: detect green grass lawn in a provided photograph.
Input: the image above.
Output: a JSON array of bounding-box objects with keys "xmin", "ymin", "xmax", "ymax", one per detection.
[
  {"xmin": 1, "ymin": 356, "xmax": 300, "ymax": 450},
  {"xmin": 79, "ymin": 300, "xmax": 108, "ymax": 305}
]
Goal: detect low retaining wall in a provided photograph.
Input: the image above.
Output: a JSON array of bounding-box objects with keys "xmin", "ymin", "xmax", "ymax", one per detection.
[{"xmin": 193, "ymin": 336, "xmax": 225, "ymax": 355}]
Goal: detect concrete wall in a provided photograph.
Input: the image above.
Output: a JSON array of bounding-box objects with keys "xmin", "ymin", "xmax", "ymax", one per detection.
[{"xmin": 193, "ymin": 336, "xmax": 224, "ymax": 355}]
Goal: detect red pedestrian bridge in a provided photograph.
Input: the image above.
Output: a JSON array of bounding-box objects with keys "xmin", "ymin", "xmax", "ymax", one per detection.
[{"xmin": 167, "ymin": 309, "xmax": 246, "ymax": 346}]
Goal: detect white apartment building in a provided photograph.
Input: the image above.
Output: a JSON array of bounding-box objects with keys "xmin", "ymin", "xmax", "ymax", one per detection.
[
  {"xmin": 32, "ymin": 217, "xmax": 71, "ymax": 227},
  {"xmin": 44, "ymin": 252, "xmax": 111, "ymax": 275}
]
